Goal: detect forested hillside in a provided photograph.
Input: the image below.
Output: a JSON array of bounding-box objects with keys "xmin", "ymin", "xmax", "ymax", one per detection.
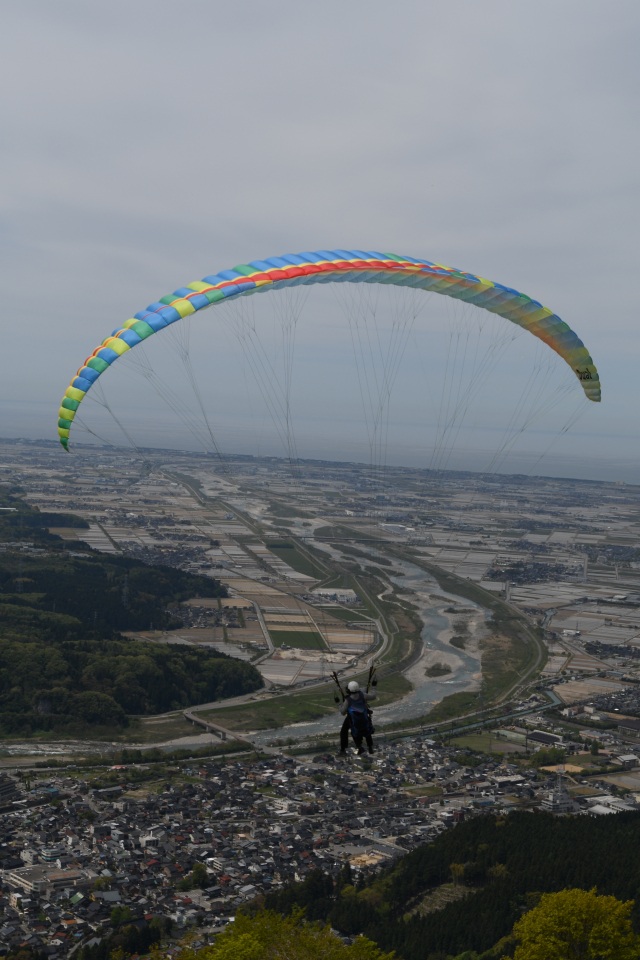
[
  {"xmin": 0, "ymin": 487, "xmax": 263, "ymax": 734},
  {"xmin": 265, "ymin": 810, "xmax": 640, "ymax": 959}
]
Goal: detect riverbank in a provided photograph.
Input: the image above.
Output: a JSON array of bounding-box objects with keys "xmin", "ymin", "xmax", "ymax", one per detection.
[
  {"xmin": 371, "ymin": 558, "xmax": 486, "ymax": 729},
  {"xmin": 412, "ymin": 601, "xmax": 484, "ymax": 689}
]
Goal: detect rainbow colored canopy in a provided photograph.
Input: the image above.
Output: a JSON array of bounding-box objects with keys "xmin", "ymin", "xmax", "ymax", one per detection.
[{"xmin": 58, "ymin": 249, "xmax": 600, "ymax": 449}]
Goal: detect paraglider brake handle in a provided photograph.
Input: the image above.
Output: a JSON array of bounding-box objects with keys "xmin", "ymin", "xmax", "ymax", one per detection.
[{"xmin": 331, "ymin": 671, "xmax": 346, "ymax": 702}]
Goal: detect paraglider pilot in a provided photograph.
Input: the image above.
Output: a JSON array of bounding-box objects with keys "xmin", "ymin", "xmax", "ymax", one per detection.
[{"xmin": 340, "ymin": 680, "xmax": 376, "ymax": 755}]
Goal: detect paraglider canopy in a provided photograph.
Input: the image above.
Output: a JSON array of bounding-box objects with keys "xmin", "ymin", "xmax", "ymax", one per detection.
[{"xmin": 57, "ymin": 248, "xmax": 600, "ymax": 451}]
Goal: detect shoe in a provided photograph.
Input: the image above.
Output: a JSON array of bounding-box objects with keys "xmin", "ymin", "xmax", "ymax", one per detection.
[
  {"xmin": 368, "ymin": 749, "xmax": 374, "ymax": 754},
  {"xmin": 339, "ymin": 749, "xmax": 347, "ymax": 755},
  {"xmin": 357, "ymin": 747, "xmax": 365, "ymax": 755}
]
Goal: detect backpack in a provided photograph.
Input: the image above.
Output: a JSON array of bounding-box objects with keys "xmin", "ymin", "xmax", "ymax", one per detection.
[{"xmin": 347, "ymin": 694, "xmax": 373, "ymax": 737}]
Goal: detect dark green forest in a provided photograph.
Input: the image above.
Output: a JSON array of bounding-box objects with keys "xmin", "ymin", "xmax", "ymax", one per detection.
[
  {"xmin": 265, "ymin": 810, "xmax": 640, "ymax": 959},
  {"xmin": 0, "ymin": 488, "xmax": 263, "ymax": 734}
]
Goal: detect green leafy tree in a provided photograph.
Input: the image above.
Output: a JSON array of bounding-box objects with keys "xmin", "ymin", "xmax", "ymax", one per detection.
[
  {"xmin": 71, "ymin": 690, "xmax": 128, "ymax": 727},
  {"xmin": 179, "ymin": 862, "xmax": 209, "ymax": 891},
  {"xmin": 178, "ymin": 910, "xmax": 395, "ymax": 959},
  {"xmin": 110, "ymin": 905, "xmax": 134, "ymax": 928},
  {"xmin": 531, "ymin": 747, "xmax": 566, "ymax": 767},
  {"xmin": 92, "ymin": 877, "xmax": 111, "ymax": 891},
  {"xmin": 509, "ymin": 888, "xmax": 640, "ymax": 960}
]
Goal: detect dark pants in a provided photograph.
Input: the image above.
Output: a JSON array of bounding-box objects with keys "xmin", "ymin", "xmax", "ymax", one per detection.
[
  {"xmin": 340, "ymin": 715, "xmax": 373, "ymax": 753},
  {"xmin": 340, "ymin": 715, "xmax": 350, "ymax": 751}
]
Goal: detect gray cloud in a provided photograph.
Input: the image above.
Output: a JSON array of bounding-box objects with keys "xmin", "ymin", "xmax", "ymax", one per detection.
[{"xmin": 2, "ymin": 0, "xmax": 639, "ymax": 479}]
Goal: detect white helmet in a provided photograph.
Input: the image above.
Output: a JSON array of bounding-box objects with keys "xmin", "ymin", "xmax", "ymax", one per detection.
[{"xmin": 347, "ymin": 681, "xmax": 360, "ymax": 693}]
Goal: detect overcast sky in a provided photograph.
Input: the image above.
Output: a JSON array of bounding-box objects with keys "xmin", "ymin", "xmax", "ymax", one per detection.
[{"xmin": 2, "ymin": 1, "xmax": 639, "ymax": 482}]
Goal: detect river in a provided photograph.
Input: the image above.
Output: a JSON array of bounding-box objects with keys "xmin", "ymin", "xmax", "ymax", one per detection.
[{"xmin": 251, "ymin": 541, "xmax": 485, "ymax": 748}]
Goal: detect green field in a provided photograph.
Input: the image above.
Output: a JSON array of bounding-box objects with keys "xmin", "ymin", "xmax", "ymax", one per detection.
[
  {"xmin": 266, "ymin": 540, "xmax": 327, "ymax": 579},
  {"xmin": 269, "ymin": 629, "xmax": 327, "ymax": 650},
  {"xmin": 127, "ymin": 713, "xmax": 197, "ymax": 743},
  {"xmin": 201, "ymin": 692, "xmax": 336, "ymax": 732},
  {"xmin": 424, "ymin": 691, "xmax": 481, "ymax": 724},
  {"xmin": 268, "ymin": 501, "xmax": 312, "ymax": 519},
  {"xmin": 321, "ymin": 606, "xmax": 372, "ymax": 624},
  {"xmin": 451, "ymin": 731, "xmax": 519, "ymax": 754},
  {"xmin": 199, "ymin": 671, "xmax": 411, "ymax": 734}
]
